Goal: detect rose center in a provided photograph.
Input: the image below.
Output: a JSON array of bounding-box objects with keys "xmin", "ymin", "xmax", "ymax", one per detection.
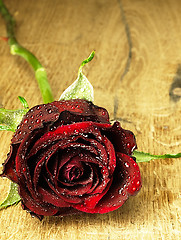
[
  {"xmin": 69, "ymin": 166, "xmax": 80, "ymax": 181},
  {"xmin": 63, "ymin": 164, "xmax": 82, "ymax": 182}
]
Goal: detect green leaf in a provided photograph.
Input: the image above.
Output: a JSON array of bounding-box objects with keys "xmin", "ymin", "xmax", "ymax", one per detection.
[
  {"xmin": 133, "ymin": 150, "xmax": 181, "ymax": 163},
  {"xmin": 0, "ymin": 182, "xmax": 21, "ymax": 209},
  {"xmin": 0, "ymin": 108, "xmax": 28, "ymax": 131},
  {"xmin": 59, "ymin": 51, "xmax": 95, "ymax": 102},
  {"xmin": 0, "ymin": 124, "xmax": 14, "ymax": 132},
  {"xmin": 18, "ymin": 96, "xmax": 29, "ymax": 109}
]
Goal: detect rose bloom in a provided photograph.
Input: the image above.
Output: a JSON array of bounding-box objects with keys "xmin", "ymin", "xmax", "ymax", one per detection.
[{"xmin": 1, "ymin": 99, "xmax": 141, "ymax": 219}]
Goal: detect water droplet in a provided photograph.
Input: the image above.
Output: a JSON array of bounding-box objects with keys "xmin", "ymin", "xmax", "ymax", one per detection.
[
  {"xmin": 36, "ymin": 119, "xmax": 41, "ymax": 124},
  {"xmin": 55, "ymin": 114, "xmax": 59, "ymax": 119},
  {"xmin": 124, "ymin": 162, "xmax": 130, "ymax": 168},
  {"xmin": 24, "ymin": 119, "xmax": 28, "ymax": 124},
  {"xmin": 48, "ymin": 109, "xmax": 52, "ymax": 114},
  {"xmin": 127, "ymin": 143, "xmax": 130, "ymax": 148},
  {"xmin": 136, "ymin": 180, "xmax": 140, "ymax": 186},
  {"xmin": 74, "ymin": 129, "xmax": 79, "ymax": 134},
  {"xmin": 132, "ymin": 186, "xmax": 136, "ymax": 191}
]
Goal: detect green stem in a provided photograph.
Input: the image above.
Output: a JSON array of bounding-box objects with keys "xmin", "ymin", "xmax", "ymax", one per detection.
[
  {"xmin": 0, "ymin": 0, "xmax": 54, "ymax": 104},
  {"xmin": 78, "ymin": 51, "xmax": 95, "ymax": 75}
]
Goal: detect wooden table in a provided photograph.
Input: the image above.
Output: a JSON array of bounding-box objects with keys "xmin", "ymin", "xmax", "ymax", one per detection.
[{"xmin": 0, "ymin": 0, "xmax": 180, "ymax": 239}]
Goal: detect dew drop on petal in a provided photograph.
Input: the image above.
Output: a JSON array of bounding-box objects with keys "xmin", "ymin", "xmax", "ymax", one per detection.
[
  {"xmin": 127, "ymin": 143, "xmax": 130, "ymax": 148},
  {"xmin": 124, "ymin": 162, "xmax": 130, "ymax": 168},
  {"xmin": 24, "ymin": 119, "xmax": 28, "ymax": 124},
  {"xmin": 136, "ymin": 180, "xmax": 140, "ymax": 186}
]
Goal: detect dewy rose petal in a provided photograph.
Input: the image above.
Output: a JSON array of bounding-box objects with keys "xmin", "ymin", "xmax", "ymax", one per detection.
[{"xmin": 1, "ymin": 99, "xmax": 142, "ymax": 219}]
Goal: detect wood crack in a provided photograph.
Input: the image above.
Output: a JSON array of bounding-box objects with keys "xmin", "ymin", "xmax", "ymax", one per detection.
[
  {"xmin": 114, "ymin": 0, "xmax": 133, "ymax": 119},
  {"xmin": 117, "ymin": 0, "xmax": 132, "ymax": 82},
  {"xmin": 169, "ymin": 65, "xmax": 181, "ymax": 102}
]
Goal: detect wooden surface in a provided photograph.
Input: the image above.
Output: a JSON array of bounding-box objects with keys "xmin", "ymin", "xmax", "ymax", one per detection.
[{"xmin": 0, "ymin": 0, "xmax": 181, "ymax": 239}]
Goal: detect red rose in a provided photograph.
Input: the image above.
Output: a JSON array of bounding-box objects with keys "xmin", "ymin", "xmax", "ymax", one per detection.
[{"xmin": 1, "ymin": 99, "xmax": 141, "ymax": 219}]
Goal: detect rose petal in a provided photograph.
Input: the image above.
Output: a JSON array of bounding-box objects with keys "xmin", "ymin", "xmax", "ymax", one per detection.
[
  {"xmin": 0, "ymin": 145, "xmax": 19, "ymax": 182},
  {"xmin": 18, "ymin": 183, "xmax": 59, "ymax": 216},
  {"xmin": 74, "ymin": 178, "xmax": 113, "ymax": 210},
  {"xmin": 73, "ymin": 153, "xmax": 141, "ymax": 213},
  {"xmin": 37, "ymin": 187, "xmax": 71, "ymax": 208},
  {"xmin": 104, "ymin": 121, "xmax": 137, "ymax": 155}
]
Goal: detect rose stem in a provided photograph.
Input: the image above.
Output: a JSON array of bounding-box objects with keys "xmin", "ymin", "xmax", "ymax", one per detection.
[
  {"xmin": 0, "ymin": 0, "xmax": 54, "ymax": 104},
  {"xmin": 78, "ymin": 51, "xmax": 95, "ymax": 76}
]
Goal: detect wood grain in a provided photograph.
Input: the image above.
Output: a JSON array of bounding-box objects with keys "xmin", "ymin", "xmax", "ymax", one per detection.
[{"xmin": 0, "ymin": 0, "xmax": 180, "ymax": 239}]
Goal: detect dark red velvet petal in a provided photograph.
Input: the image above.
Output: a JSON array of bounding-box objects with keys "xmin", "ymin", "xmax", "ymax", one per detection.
[
  {"xmin": 37, "ymin": 187, "xmax": 71, "ymax": 208},
  {"xmin": 44, "ymin": 177, "xmax": 82, "ymax": 204},
  {"xmin": 85, "ymin": 164, "xmax": 100, "ymax": 194},
  {"xmin": 100, "ymin": 135, "xmax": 116, "ymax": 176},
  {"xmin": 0, "ymin": 145, "xmax": 19, "ymax": 183},
  {"xmin": 12, "ymin": 99, "xmax": 110, "ymax": 145},
  {"xmin": 72, "ymin": 153, "xmax": 141, "ymax": 213},
  {"xmin": 104, "ymin": 121, "xmax": 137, "ymax": 155},
  {"xmin": 12, "ymin": 103, "xmax": 60, "ymax": 144},
  {"xmin": 18, "ymin": 183, "xmax": 59, "ymax": 216},
  {"xmin": 29, "ymin": 122, "xmax": 111, "ymax": 156},
  {"xmin": 74, "ymin": 178, "xmax": 112, "ymax": 210},
  {"xmin": 53, "ymin": 100, "xmax": 109, "ymax": 123}
]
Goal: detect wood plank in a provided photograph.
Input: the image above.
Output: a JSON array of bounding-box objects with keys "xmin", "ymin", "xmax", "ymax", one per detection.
[{"xmin": 0, "ymin": 0, "xmax": 180, "ymax": 239}]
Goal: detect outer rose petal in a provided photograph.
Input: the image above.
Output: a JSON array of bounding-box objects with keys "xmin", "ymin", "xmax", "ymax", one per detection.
[
  {"xmin": 0, "ymin": 145, "xmax": 19, "ymax": 182},
  {"xmin": 11, "ymin": 100, "xmax": 109, "ymax": 144},
  {"xmin": 104, "ymin": 121, "xmax": 137, "ymax": 155},
  {"xmin": 18, "ymin": 183, "xmax": 59, "ymax": 216}
]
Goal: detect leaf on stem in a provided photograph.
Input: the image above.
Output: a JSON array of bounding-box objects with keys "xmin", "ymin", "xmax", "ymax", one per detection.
[
  {"xmin": 0, "ymin": 108, "xmax": 28, "ymax": 132},
  {"xmin": 59, "ymin": 51, "xmax": 95, "ymax": 102},
  {"xmin": 18, "ymin": 96, "xmax": 29, "ymax": 109},
  {"xmin": 133, "ymin": 150, "xmax": 181, "ymax": 163},
  {"xmin": 0, "ymin": 182, "xmax": 21, "ymax": 209}
]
